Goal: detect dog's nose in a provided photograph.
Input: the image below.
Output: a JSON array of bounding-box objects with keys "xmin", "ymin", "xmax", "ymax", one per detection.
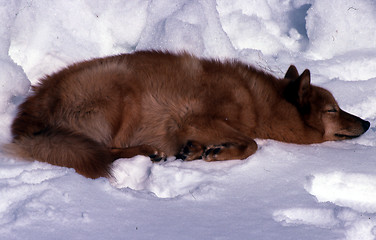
[{"xmin": 362, "ymin": 120, "xmax": 370, "ymax": 132}]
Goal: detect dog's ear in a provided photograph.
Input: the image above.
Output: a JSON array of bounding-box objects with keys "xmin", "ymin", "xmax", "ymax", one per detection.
[
  {"xmin": 297, "ymin": 69, "xmax": 311, "ymax": 106},
  {"xmin": 284, "ymin": 68, "xmax": 311, "ymax": 112},
  {"xmin": 284, "ymin": 65, "xmax": 299, "ymax": 80}
]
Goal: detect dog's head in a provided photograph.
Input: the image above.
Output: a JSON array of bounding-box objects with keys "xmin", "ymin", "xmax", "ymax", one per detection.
[{"xmin": 283, "ymin": 65, "xmax": 370, "ymax": 141}]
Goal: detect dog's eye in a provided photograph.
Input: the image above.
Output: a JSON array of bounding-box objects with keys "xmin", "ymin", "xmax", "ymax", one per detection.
[{"xmin": 327, "ymin": 109, "xmax": 337, "ymax": 113}]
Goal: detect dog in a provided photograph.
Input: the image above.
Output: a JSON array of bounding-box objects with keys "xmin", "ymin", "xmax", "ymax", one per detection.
[{"xmin": 6, "ymin": 51, "xmax": 370, "ymax": 178}]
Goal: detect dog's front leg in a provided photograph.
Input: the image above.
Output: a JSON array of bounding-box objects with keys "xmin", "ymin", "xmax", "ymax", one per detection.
[
  {"xmin": 176, "ymin": 119, "xmax": 258, "ymax": 161},
  {"xmin": 177, "ymin": 140, "xmax": 257, "ymax": 161},
  {"xmin": 202, "ymin": 141, "xmax": 257, "ymax": 161}
]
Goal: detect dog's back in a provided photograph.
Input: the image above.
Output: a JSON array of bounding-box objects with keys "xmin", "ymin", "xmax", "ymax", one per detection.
[{"xmin": 7, "ymin": 52, "xmax": 260, "ymax": 178}]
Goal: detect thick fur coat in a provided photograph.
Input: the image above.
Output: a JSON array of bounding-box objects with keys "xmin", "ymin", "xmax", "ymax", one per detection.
[{"xmin": 7, "ymin": 51, "xmax": 370, "ymax": 178}]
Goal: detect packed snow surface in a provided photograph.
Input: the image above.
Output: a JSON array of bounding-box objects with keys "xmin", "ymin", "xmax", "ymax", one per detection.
[{"xmin": 1, "ymin": 0, "xmax": 376, "ymax": 239}]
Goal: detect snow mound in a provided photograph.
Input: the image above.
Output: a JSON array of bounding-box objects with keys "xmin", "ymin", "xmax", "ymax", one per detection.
[
  {"xmin": 306, "ymin": 0, "xmax": 376, "ymax": 60},
  {"xmin": 273, "ymin": 208, "xmax": 338, "ymax": 228},
  {"xmin": 273, "ymin": 207, "xmax": 376, "ymax": 240},
  {"xmin": 9, "ymin": 0, "xmax": 149, "ymax": 83},
  {"xmin": 306, "ymin": 172, "xmax": 376, "ymax": 213},
  {"xmin": 272, "ymin": 171, "xmax": 376, "ymax": 240},
  {"xmin": 111, "ymin": 156, "xmax": 240, "ymax": 199}
]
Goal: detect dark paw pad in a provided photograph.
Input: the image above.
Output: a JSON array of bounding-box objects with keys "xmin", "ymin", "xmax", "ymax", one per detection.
[
  {"xmin": 176, "ymin": 141, "xmax": 204, "ymax": 161},
  {"xmin": 149, "ymin": 152, "xmax": 167, "ymax": 162},
  {"xmin": 203, "ymin": 143, "xmax": 234, "ymax": 161},
  {"xmin": 204, "ymin": 145, "xmax": 224, "ymax": 159},
  {"xmin": 204, "ymin": 147, "xmax": 221, "ymax": 156}
]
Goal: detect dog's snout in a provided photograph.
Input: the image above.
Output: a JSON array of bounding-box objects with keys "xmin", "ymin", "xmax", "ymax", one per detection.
[{"xmin": 362, "ymin": 120, "xmax": 370, "ymax": 132}]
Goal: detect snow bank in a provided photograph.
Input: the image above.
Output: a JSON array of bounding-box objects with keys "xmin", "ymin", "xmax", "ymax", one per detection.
[
  {"xmin": 1, "ymin": 0, "xmax": 376, "ymax": 239},
  {"xmin": 9, "ymin": 0, "xmax": 149, "ymax": 83},
  {"xmin": 306, "ymin": 0, "xmax": 376, "ymax": 60},
  {"xmin": 273, "ymin": 208, "xmax": 339, "ymax": 228},
  {"xmin": 135, "ymin": 0, "xmax": 236, "ymax": 58},
  {"xmin": 111, "ymin": 155, "xmax": 241, "ymax": 198},
  {"xmin": 274, "ymin": 206, "xmax": 376, "ymax": 240},
  {"xmin": 0, "ymin": 1, "xmax": 29, "ymax": 143},
  {"xmin": 306, "ymin": 172, "xmax": 376, "ymax": 213},
  {"xmin": 217, "ymin": 0, "xmax": 309, "ymax": 55}
]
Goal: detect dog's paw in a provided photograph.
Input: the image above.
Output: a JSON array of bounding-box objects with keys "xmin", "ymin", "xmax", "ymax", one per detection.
[
  {"xmin": 176, "ymin": 140, "xmax": 204, "ymax": 161},
  {"xmin": 203, "ymin": 144, "xmax": 224, "ymax": 161},
  {"xmin": 148, "ymin": 147, "xmax": 167, "ymax": 162},
  {"xmin": 203, "ymin": 143, "xmax": 232, "ymax": 161}
]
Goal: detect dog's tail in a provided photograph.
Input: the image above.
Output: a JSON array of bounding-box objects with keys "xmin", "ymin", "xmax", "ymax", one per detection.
[{"xmin": 4, "ymin": 127, "xmax": 114, "ymax": 179}]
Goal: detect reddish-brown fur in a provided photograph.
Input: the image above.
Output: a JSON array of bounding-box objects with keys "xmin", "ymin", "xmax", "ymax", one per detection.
[{"xmin": 6, "ymin": 51, "xmax": 370, "ymax": 178}]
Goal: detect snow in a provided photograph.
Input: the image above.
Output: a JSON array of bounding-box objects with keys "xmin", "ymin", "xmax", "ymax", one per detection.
[
  {"xmin": 306, "ymin": 172, "xmax": 376, "ymax": 212},
  {"xmin": 1, "ymin": 0, "xmax": 376, "ymax": 239}
]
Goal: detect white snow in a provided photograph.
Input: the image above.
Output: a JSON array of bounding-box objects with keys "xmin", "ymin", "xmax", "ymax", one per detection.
[
  {"xmin": 1, "ymin": 0, "xmax": 376, "ymax": 239},
  {"xmin": 306, "ymin": 172, "xmax": 376, "ymax": 212}
]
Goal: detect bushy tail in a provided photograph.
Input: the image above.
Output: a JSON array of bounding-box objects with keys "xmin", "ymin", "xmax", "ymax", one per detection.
[{"xmin": 4, "ymin": 128, "xmax": 113, "ymax": 179}]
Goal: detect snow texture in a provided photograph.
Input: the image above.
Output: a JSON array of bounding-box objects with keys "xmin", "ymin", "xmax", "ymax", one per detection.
[{"xmin": 1, "ymin": 0, "xmax": 376, "ymax": 239}]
